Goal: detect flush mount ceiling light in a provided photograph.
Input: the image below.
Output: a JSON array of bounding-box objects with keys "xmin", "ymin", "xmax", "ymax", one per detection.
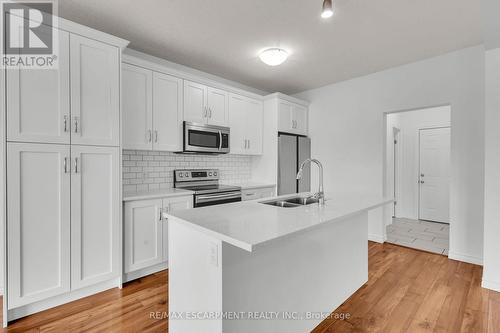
[
  {"xmin": 321, "ymin": 0, "xmax": 334, "ymax": 18},
  {"xmin": 259, "ymin": 48, "xmax": 289, "ymax": 66}
]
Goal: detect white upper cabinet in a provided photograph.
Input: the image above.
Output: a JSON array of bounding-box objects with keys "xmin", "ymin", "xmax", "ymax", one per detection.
[
  {"xmin": 122, "ymin": 64, "xmax": 183, "ymax": 152},
  {"xmin": 70, "ymin": 35, "xmax": 120, "ymax": 146},
  {"xmin": 70, "ymin": 145, "xmax": 120, "ymax": 290},
  {"xmin": 206, "ymin": 87, "xmax": 229, "ymax": 126},
  {"xmin": 184, "ymin": 80, "xmax": 229, "ymax": 126},
  {"xmin": 246, "ymin": 98, "xmax": 264, "ymax": 155},
  {"xmin": 122, "ymin": 64, "xmax": 153, "ymax": 150},
  {"xmin": 278, "ymin": 100, "xmax": 308, "ymax": 136},
  {"xmin": 153, "ymin": 72, "xmax": 184, "ymax": 151},
  {"xmin": 6, "ymin": 30, "xmax": 70, "ymax": 144},
  {"xmin": 184, "ymin": 80, "xmax": 207, "ymax": 124},
  {"xmin": 7, "ymin": 143, "xmax": 71, "ymax": 308},
  {"xmin": 228, "ymin": 93, "xmax": 263, "ymax": 155}
]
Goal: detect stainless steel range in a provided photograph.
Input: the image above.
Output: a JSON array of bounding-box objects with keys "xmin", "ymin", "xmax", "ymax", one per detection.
[{"xmin": 174, "ymin": 169, "xmax": 241, "ymax": 207}]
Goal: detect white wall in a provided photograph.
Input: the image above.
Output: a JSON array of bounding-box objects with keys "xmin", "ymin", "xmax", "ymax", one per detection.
[
  {"xmin": 482, "ymin": 48, "xmax": 500, "ymax": 291},
  {"xmin": 295, "ymin": 46, "xmax": 485, "ymax": 264},
  {"xmin": 387, "ymin": 107, "xmax": 451, "ymax": 221}
]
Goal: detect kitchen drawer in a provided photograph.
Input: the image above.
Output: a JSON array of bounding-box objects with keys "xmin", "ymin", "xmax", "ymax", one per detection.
[{"xmin": 242, "ymin": 187, "xmax": 276, "ymax": 201}]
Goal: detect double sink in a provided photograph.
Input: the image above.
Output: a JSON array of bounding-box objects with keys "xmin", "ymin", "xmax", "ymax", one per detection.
[{"xmin": 261, "ymin": 196, "xmax": 320, "ymax": 208}]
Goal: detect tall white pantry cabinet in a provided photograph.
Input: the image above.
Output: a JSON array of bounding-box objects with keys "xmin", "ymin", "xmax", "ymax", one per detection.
[{"xmin": 1, "ymin": 17, "xmax": 129, "ymax": 324}]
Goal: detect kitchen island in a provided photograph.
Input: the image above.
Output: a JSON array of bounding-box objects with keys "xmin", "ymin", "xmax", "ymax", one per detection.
[{"xmin": 167, "ymin": 193, "xmax": 393, "ymax": 333}]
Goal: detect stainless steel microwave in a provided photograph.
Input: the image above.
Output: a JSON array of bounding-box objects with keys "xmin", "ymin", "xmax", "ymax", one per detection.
[{"xmin": 183, "ymin": 122, "xmax": 230, "ymax": 154}]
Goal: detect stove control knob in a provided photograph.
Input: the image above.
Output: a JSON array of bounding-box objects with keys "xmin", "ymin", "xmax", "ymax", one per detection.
[
  {"xmin": 208, "ymin": 172, "xmax": 213, "ymax": 176},
  {"xmin": 184, "ymin": 172, "xmax": 189, "ymax": 177},
  {"xmin": 214, "ymin": 172, "xmax": 218, "ymax": 176},
  {"xmin": 178, "ymin": 173, "xmax": 183, "ymax": 178}
]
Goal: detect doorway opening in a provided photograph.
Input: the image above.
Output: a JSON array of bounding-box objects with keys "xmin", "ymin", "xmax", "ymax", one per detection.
[{"xmin": 384, "ymin": 105, "xmax": 451, "ymax": 255}]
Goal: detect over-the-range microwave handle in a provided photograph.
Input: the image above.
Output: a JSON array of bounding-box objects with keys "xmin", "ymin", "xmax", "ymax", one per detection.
[{"xmin": 218, "ymin": 130, "xmax": 222, "ymax": 150}]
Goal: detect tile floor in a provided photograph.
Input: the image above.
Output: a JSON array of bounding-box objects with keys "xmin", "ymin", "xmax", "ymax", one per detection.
[{"xmin": 386, "ymin": 217, "xmax": 449, "ymax": 255}]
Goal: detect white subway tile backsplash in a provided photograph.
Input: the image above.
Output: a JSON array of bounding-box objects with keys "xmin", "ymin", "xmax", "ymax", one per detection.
[{"xmin": 122, "ymin": 150, "xmax": 252, "ymax": 193}]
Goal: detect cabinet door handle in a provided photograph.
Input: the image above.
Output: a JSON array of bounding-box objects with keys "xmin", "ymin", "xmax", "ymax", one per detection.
[
  {"xmin": 74, "ymin": 116, "xmax": 80, "ymax": 133},
  {"xmin": 64, "ymin": 157, "xmax": 68, "ymax": 173},
  {"xmin": 204, "ymin": 107, "xmax": 208, "ymax": 118},
  {"xmin": 209, "ymin": 108, "xmax": 212, "ymax": 118},
  {"xmin": 248, "ymin": 140, "xmax": 250, "ymax": 149},
  {"xmin": 147, "ymin": 130, "xmax": 152, "ymax": 143},
  {"xmin": 244, "ymin": 139, "xmax": 247, "ymax": 149},
  {"xmin": 159, "ymin": 207, "xmax": 163, "ymax": 222},
  {"xmin": 74, "ymin": 157, "xmax": 79, "ymax": 174},
  {"xmin": 63, "ymin": 115, "xmax": 68, "ymax": 132},
  {"xmin": 154, "ymin": 130, "xmax": 158, "ymax": 143}
]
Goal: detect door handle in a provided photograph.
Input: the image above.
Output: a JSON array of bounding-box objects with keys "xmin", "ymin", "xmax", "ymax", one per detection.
[
  {"xmin": 154, "ymin": 130, "xmax": 158, "ymax": 143},
  {"xmin": 64, "ymin": 157, "xmax": 69, "ymax": 173},
  {"xmin": 204, "ymin": 107, "xmax": 208, "ymax": 118},
  {"xmin": 159, "ymin": 207, "xmax": 163, "ymax": 222},
  {"xmin": 147, "ymin": 130, "xmax": 152, "ymax": 143},
  {"xmin": 420, "ymin": 180, "xmax": 424, "ymax": 184},
  {"xmin": 248, "ymin": 140, "xmax": 250, "ymax": 149},
  {"xmin": 73, "ymin": 116, "xmax": 80, "ymax": 134},
  {"xmin": 218, "ymin": 130, "xmax": 222, "ymax": 150},
  {"xmin": 63, "ymin": 115, "xmax": 68, "ymax": 132},
  {"xmin": 74, "ymin": 157, "xmax": 79, "ymax": 174},
  {"xmin": 209, "ymin": 107, "xmax": 212, "ymax": 118}
]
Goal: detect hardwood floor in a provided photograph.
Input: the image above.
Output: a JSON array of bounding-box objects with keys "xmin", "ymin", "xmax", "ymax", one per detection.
[{"xmin": 1, "ymin": 242, "xmax": 499, "ymax": 332}]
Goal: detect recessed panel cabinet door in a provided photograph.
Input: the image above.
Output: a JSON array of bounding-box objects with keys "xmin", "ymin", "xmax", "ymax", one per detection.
[
  {"xmin": 71, "ymin": 146, "xmax": 119, "ymax": 290},
  {"xmin": 184, "ymin": 80, "xmax": 207, "ymax": 124},
  {"xmin": 207, "ymin": 87, "xmax": 228, "ymax": 126},
  {"xmin": 124, "ymin": 199, "xmax": 163, "ymax": 273},
  {"xmin": 153, "ymin": 72, "xmax": 183, "ymax": 151},
  {"xmin": 245, "ymin": 98, "xmax": 263, "ymax": 155},
  {"xmin": 7, "ymin": 30, "xmax": 70, "ymax": 144},
  {"xmin": 278, "ymin": 101, "xmax": 293, "ymax": 133},
  {"xmin": 228, "ymin": 94, "xmax": 247, "ymax": 155},
  {"xmin": 70, "ymin": 35, "xmax": 120, "ymax": 146},
  {"xmin": 122, "ymin": 63, "xmax": 153, "ymax": 150},
  {"xmin": 292, "ymin": 104, "xmax": 308, "ymax": 135},
  {"xmin": 7, "ymin": 143, "xmax": 71, "ymax": 308}
]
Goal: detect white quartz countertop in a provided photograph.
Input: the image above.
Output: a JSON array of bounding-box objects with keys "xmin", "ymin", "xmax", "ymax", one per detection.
[
  {"xmin": 169, "ymin": 193, "xmax": 394, "ymax": 252},
  {"xmin": 123, "ymin": 188, "xmax": 194, "ymax": 201},
  {"xmin": 234, "ymin": 182, "xmax": 276, "ymax": 190}
]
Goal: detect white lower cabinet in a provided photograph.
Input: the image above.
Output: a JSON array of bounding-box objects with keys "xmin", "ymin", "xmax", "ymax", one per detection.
[
  {"xmin": 241, "ymin": 186, "xmax": 276, "ymax": 201},
  {"xmin": 124, "ymin": 195, "xmax": 193, "ymax": 281},
  {"xmin": 7, "ymin": 143, "xmax": 120, "ymax": 309},
  {"xmin": 7, "ymin": 143, "xmax": 71, "ymax": 308},
  {"xmin": 70, "ymin": 146, "xmax": 120, "ymax": 290}
]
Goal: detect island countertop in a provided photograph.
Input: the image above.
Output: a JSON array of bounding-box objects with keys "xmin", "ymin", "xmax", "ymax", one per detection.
[{"xmin": 168, "ymin": 193, "xmax": 393, "ymax": 252}]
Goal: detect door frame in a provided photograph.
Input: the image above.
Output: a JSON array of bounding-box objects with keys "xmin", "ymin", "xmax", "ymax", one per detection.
[
  {"xmin": 417, "ymin": 126, "xmax": 451, "ymax": 222},
  {"xmin": 382, "ymin": 104, "xmax": 452, "ymax": 250}
]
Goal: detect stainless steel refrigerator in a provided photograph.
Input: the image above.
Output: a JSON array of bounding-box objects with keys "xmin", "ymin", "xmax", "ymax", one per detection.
[{"xmin": 278, "ymin": 134, "xmax": 311, "ymax": 195}]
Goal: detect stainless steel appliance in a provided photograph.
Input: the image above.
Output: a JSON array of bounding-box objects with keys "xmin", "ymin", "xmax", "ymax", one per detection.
[
  {"xmin": 174, "ymin": 169, "xmax": 241, "ymax": 207},
  {"xmin": 183, "ymin": 121, "xmax": 230, "ymax": 154},
  {"xmin": 278, "ymin": 134, "xmax": 311, "ymax": 195}
]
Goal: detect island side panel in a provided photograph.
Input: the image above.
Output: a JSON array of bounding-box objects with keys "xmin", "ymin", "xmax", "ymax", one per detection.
[
  {"xmin": 168, "ymin": 218, "xmax": 223, "ymax": 333},
  {"xmin": 221, "ymin": 211, "xmax": 369, "ymax": 333}
]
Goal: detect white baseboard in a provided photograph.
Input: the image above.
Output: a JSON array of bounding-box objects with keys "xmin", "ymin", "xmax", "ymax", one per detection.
[
  {"xmin": 482, "ymin": 279, "xmax": 500, "ymax": 292},
  {"xmin": 368, "ymin": 234, "xmax": 384, "ymax": 244},
  {"xmin": 448, "ymin": 251, "xmax": 483, "ymax": 266}
]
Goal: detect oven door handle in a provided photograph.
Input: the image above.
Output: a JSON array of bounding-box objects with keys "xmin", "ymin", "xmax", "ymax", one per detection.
[
  {"xmin": 218, "ymin": 130, "xmax": 222, "ymax": 150},
  {"xmin": 197, "ymin": 192, "xmax": 241, "ymax": 202}
]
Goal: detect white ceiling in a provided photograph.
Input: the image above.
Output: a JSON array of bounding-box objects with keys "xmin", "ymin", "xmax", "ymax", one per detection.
[{"xmin": 59, "ymin": 0, "xmax": 482, "ymax": 94}]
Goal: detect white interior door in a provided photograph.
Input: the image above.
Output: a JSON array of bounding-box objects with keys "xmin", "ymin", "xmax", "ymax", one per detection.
[
  {"xmin": 122, "ymin": 63, "xmax": 153, "ymax": 150},
  {"xmin": 70, "ymin": 34, "xmax": 120, "ymax": 146},
  {"xmin": 7, "ymin": 29, "xmax": 70, "ymax": 144},
  {"xmin": 153, "ymin": 72, "xmax": 183, "ymax": 151},
  {"xmin": 419, "ymin": 127, "xmax": 451, "ymax": 223},
  {"xmin": 7, "ymin": 143, "xmax": 71, "ymax": 308},
  {"xmin": 71, "ymin": 145, "xmax": 119, "ymax": 289}
]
